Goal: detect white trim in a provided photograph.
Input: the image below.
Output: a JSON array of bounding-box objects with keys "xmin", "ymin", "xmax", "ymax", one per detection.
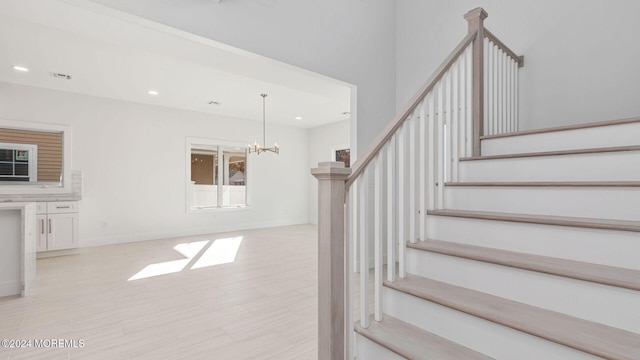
[
  {"xmin": 0, "ymin": 119, "xmax": 72, "ymax": 195},
  {"xmin": 189, "ymin": 205, "xmax": 249, "ymax": 213},
  {"xmin": 185, "ymin": 136, "xmax": 253, "ymax": 213},
  {"xmin": 0, "ymin": 280, "xmax": 22, "ymax": 298},
  {"xmin": 330, "ymin": 143, "xmax": 351, "ymax": 168},
  {"xmin": 0, "ymin": 142, "xmax": 38, "ymax": 182}
]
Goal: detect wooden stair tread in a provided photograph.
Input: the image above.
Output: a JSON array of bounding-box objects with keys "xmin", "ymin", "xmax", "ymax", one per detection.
[
  {"xmin": 385, "ymin": 275, "xmax": 640, "ymax": 360},
  {"xmin": 407, "ymin": 239, "xmax": 640, "ymax": 291},
  {"xmin": 427, "ymin": 209, "xmax": 640, "ymax": 232},
  {"xmin": 445, "ymin": 181, "xmax": 640, "ymax": 187},
  {"xmin": 460, "ymin": 145, "xmax": 640, "ymax": 161},
  {"xmin": 355, "ymin": 314, "xmax": 494, "ymax": 360}
]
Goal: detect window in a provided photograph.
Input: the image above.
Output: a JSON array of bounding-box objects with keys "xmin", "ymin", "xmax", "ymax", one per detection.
[
  {"xmin": 0, "ymin": 120, "xmax": 71, "ymax": 195},
  {"xmin": 0, "ymin": 143, "xmax": 38, "ymax": 182},
  {"xmin": 187, "ymin": 138, "xmax": 249, "ymax": 211}
]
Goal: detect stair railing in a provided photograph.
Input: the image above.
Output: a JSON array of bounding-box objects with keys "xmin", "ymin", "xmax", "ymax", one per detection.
[
  {"xmin": 483, "ymin": 29, "xmax": 525, "ymax": 137},
  {"xmin": 311, "ymin": 7, "xmax": 524, "ymax": 360}
]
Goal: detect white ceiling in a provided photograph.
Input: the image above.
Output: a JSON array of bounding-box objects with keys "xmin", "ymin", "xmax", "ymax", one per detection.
[{"xmin": 0, "ymin": 0, "xmax": 352, "ymax": 128}]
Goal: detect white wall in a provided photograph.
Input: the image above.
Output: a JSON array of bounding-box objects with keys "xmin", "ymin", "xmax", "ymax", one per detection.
[
  {"xmin": 88, "ymin": 0, "xmax": 396, "ymax": 157},
  {"xmin": 396, "ymin": 0, "xmax": 640, "ymax": 130},
  {"xmin": 308, "ymin": 120, "xmax": 350, "ymax": 224},
  {"xmin": 0, "ymin": 82, "xmax": 309, "ymax": 246}
]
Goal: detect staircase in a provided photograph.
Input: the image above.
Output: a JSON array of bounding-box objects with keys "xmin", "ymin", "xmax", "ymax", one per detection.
[
  {"xmin": 356, "ymin": 120, "xmax": 640, "ymax": 360},
  {"xmin": 311, "ymin": 7, "xmax": 640, "ymax": 360}
]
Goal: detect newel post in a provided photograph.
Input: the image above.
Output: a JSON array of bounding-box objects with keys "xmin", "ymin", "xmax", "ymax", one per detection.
[
  {"xmin": 465, "ymin": 7, "xmax": 488, "ymax": 157},
  {"xmin": 311, "ymin": 161, "xmax": 351, "ymax": 360}
]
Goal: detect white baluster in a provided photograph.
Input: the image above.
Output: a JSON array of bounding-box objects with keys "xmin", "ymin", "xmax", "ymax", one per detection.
[
  {"xmin": 507, "ymin": 55, "xmax": 511, "ymax": 132},
  {"xmin": 511, "ymin": 57, "xmax": 515, "ymax": 132},
  {"xmin": 458, "ymin": 52, "xmax": 466, "ymax": 161},
  {"xmin": 408, "ymin": 113, "xmax": 417, "ymax": 243},
  {"xmin": 419, "ymin": 100, "xmax": 426, "ymax": 242},
  {"xmin": 490, "ymin": 44, "xmax": 501, "ymax": 135},
  {"xmin": 351, "ymin": 179, "xmax": 358, "ymax": 274},
  {"xmin": 374, "ymin": 154, "xmax": 383, "ymax": 322},
  {"xmin": 397, "ymin": 123, "xmax": 407, "ymax": 279},
  {"xmin": 451, "ymin": 57, "xmax": 460, "ymax": 182},
  {"xmin": 469, "ymin": 46, "xmax": 473, "ymax": 146},
  {"xmin": 445, "ymin": 68, "xmax": 453, "ymax": 183},
  {"xmin": 502, "ymin": 50, "xmax": 508, "ymax": 134},
  {"xmin": 387, "ymin": 136, "xmax": 396, "ymax": 282},
  {"xmin": 359, "ymin": 168, "xmax": 369, "ymax": 328},
  {"xmin": 487, "ymin": 40, "xmax": 492, "ymax": 136},
  {"xmin": 515, "ymin": 59, "xmax": 519, "ymax": 131},
  {"xmin": 512, "ymin": 57, "xmax": 517, "ymax": 132},
  {"xmin": 496, "ymin": 49, "xmax": 501, "ymax": 134},
  {"xmin": 437, "ymin": 81, "xmax": 445, "ymax": 209},
  {"xmin": 483, "ymin": 36, "xmax": 489, "ymax": 137},
  {"xmin": 496, "ymin": 46, "xmax": 502, "ymax": 135},
  {"xmin": 427, "ymin": 93, "xmax": 436, "ymax": 210},
  {"xmin": 498, "ymin": 48, "xmax": 503, "ymax": 134},
  {"xmin": 512, "ymin": 55, "xmax": 516, "ymax": 133}
]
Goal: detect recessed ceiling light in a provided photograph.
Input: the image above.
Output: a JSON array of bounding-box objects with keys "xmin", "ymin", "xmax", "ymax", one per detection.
[
  {"xmin": 295, "ymin": 116, "xmax": 302, "ymax": 120},
  {"xmin": 147, "ymin": 90, "xmax": 159, "ymax": 95},
  {"xmin": 12, "ymin": 65, "xmax": 29, "ymax": 72}
]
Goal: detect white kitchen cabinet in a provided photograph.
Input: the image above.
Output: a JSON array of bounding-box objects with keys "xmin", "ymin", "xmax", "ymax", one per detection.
[{"xmin": 36, "ymin": 201, "xmax": 79, "ymax": 252}]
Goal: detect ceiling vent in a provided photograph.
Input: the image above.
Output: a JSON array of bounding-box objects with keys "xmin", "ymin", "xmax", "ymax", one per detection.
[{"xmin": 49, "ymin": 72, "xmax": 72, "ymax": 80}]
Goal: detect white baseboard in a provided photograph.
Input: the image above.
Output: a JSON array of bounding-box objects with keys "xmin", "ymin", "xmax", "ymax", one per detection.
[
  {"xmin": 0, "ymin": 280, "xmax": 21, "ymax": 298},
  {"xmin": 80, "ymin": 218, "xmax": 311, "ymax": 248},
  {"xmin": 37, "ymin": 248, "xmax": 79, "ymax": 259}
]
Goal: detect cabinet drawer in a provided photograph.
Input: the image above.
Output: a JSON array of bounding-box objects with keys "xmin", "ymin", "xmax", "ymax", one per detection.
[{"xmin": 46, "ymin": 201, "xmax": 79, "ymax": 214}]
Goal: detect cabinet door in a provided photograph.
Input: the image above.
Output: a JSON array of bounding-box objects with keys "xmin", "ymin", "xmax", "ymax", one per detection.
[
  {"xmin": 36, "ymin": 214, "xmax": 48, "ymax": 252},
  {"xmin": 48, "ymin": 213, "xmax": 78, "ymax": 250}
]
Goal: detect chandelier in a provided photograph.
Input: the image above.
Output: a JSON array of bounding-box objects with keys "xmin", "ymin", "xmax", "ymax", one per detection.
[{"xmin": 248, "ymin": 93, "xmax": 279, "ymax": 155}]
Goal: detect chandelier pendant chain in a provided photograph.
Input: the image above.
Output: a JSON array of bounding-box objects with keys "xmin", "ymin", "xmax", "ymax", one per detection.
[{"xmin": 248, "ymin": 93, "xmax": 279, "ymax": 155}]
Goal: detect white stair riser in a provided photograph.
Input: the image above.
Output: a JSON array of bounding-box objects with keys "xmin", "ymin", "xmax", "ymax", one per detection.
[
  {"xmin": 425, "ymin": 216, "xmax": 640, "ymax": 270},
  {"xmin": 444, "ymin": 186, "xmax": 640, "ymax": 221},
  {"xmin": 459, "ymin": 151, "xmax": 640, "ymax": 182},
  {"xmin": 383, "ymin": 288, "xmax": 601, "ymax": 360},
  {"xmin": 406, "ymin": 249, "xmax": 640, "ymax": 333},
  {"xmin": 481, "ymin": 122, "xmax": 640, "ymax": 155},
  {"xmin": 355, "ymin": 334, "xmax": 406, "ymax": 360}
]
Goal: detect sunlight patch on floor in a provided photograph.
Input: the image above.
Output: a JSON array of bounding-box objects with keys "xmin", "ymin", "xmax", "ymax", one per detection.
[
  {"xmin": 174, "ymin": 240, "xmax": 209, "ymax": 258},
  {"xmin": 128, "ymin": 237, "xmax": 243, "ymax": 281},
  {"xmin": 192, "ymin": 236, "xmax": 242, "ymax": 269},
  {"xmin": 127, "ymin": 259, "xmax": 191, "ymax": 281}
]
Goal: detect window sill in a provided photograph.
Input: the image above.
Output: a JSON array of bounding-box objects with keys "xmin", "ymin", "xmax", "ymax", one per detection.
[{"xmin": 187, "ymin": 205, "xmax": 250, "ymax": 214}]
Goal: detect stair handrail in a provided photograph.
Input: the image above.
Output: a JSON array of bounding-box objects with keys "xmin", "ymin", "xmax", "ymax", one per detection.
[{"xmin": 345, "ymin": 30, "xmax": 478, "ymax": 189}]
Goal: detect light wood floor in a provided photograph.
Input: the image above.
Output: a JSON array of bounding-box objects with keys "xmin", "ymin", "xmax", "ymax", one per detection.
[{"xmin": 0, "ymin": 225, "xmax": 319, "ymax": 360}]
